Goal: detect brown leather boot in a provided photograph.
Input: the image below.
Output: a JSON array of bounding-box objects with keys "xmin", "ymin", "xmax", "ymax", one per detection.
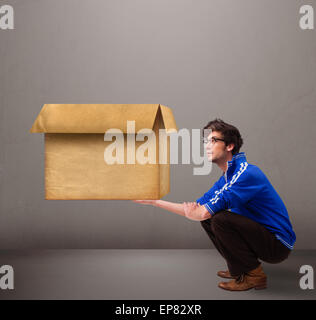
[
  {"xmin": 217, "ymin": 270, "xmax": 237, "ymax": 279},
  {"xmin": 218, "ymin": 265, "xmax": 267, "ymax": 291}
]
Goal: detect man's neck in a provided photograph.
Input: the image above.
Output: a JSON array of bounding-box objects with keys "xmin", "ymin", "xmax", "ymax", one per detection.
[{"xmin": 218, "ymin": 154, "xmax": 233, "ymax": 173}]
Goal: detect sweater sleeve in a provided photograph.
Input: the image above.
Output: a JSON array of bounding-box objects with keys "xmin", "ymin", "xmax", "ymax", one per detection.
[
  {"xmin": 204, "ymin": 163, "xmax": 264, "ymax": 215},
  {"xmin": 196, "ymin": 178, "xmax": 222, "ymax": 205}
]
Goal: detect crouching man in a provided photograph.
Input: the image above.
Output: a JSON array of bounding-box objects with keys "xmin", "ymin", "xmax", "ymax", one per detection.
[{"xmin": 133, "ymin": 118, "xmax": 296, "ymax": 291}]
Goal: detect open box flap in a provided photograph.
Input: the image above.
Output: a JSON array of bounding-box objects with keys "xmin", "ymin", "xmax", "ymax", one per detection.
[{"xmin": 30, "ymin": 104, "xmax": 177, "ymax": 133}]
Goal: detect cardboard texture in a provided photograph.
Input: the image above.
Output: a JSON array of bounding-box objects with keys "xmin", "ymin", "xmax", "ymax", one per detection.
[{"xmin": 30, "ymin": 104, "xmax": 178, "ymax": 200}]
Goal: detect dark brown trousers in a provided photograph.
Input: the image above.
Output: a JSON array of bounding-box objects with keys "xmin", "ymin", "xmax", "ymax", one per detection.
[{"xmin": 200, "ymin": 210, "xmax": 291, "ymax": 277}]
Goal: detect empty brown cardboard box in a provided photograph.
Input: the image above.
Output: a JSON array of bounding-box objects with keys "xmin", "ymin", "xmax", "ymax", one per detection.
[{"xmin": 30, "ymin": 104, "xmax": 178, "ymax": 200}]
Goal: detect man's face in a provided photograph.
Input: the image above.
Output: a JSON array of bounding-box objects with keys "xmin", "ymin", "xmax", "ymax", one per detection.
[{"xmin": 204, "ymin": 131, "xmax": 228, "ymax": 163}]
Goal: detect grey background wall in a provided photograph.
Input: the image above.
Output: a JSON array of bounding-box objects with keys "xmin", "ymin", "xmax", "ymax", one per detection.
[{"xmin": 0, "ymin": 0, "xmax": 315, "ymax": 249}]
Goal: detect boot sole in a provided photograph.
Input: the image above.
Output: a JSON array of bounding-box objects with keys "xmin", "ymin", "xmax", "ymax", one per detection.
[
  {"xmin": 218, "ymin": 282, "xmax": 267, "ymax": 291},
  {"xmin": 254, "ymin": 284, "xmax": 267, "ymax": 290}
]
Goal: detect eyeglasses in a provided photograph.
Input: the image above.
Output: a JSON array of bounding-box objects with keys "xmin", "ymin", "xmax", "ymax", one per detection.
[{"xmin": 203, "ymin": 137, "xmax": 226, "ymax": 145}]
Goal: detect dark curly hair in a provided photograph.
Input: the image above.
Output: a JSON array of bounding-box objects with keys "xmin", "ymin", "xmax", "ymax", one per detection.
[{"xmin": 202, "ymin": 118, "xmax": 243, "ymax": 155}]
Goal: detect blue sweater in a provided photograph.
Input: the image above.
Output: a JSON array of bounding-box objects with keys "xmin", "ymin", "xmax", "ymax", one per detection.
[{"xmin": 196, "ymin": 152, "xmax": 296, "ymax": 250}]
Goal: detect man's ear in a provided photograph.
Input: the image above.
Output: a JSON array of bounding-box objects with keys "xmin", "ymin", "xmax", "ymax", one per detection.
[{"xmin": 226, "ymin": 143, "xmax": 235, "ymax": 153}]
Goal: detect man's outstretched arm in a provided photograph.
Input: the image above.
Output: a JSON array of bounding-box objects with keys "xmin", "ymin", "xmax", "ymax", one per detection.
[{"xmin": 132, "ymin": 200, "xmax": 211, "ymax": 221}]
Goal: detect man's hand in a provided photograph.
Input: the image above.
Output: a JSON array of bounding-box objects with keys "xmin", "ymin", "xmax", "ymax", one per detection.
[
  {"xmin": 132, "ymin": 199, "xmax": 211, "ymax": 220},
  {"xmin": 183, "ymin": 202, "xmax": 211, "ymax": 221}
]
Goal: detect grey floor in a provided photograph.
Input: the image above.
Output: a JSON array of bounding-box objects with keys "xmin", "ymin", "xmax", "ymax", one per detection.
[{"xmin": 0, "ymin": 249, "xmax": 315, "ymax": 300}]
